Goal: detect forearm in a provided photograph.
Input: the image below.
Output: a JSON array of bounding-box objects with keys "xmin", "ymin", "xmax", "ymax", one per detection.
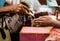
[
  {"xmin": 52, "ymin": 20, "xmax": 60, "ymax": 28},
  {"xmin": 0, "ymin": 6, "xmax": 13, "ymax": 13}
]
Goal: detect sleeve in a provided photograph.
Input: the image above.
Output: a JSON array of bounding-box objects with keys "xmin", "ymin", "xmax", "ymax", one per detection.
[
  {"xmin": 46, "ymin": 0, "xmax": 58, "ymax": 7},
  {"xmin": 33, "ymin": 0, "xmax": 41, "ymax": 12},
  {"xmin": 6, "ymin": 0, "xmax": 20, "ymax": 5},
  {"xmin": 0, "ymin": 0, "xmax": 6, "ymax": 7},
  {"xmin": 12, "ymin": 0, "xmax": 20, "ymax": 5}
]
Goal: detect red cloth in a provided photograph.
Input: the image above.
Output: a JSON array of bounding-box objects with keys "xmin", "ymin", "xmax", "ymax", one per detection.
[
  {"xmin": 50, "ymin": 28, "xmax": 60, "ymax": 38},
  {"xmin": 45, "ymin": 28, "xmax": 60, "ymax": 41},
  {"xmin": 20, "ymin": 33, "xmax": 49, "ymax": 41}
]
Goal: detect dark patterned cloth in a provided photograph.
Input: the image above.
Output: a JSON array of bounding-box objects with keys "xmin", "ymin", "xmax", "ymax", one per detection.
[{"xmin": 6, "ymin": 14, "xmax": 23, "ymax": 33}]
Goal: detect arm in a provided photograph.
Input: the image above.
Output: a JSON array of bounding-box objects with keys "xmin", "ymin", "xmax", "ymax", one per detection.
[
  {"xmin": 51, "ymin": 20, "xmax": 60, "ymax": 28},
  {"xmin": 0, "ymin": 6, "xmax": 11, "ymax": 13},
  {"xmin": 0, "ymin": 4, "xmax": 22, "ymax": 16},
  {"xmin": 0, "ymin": 5, "xmax": 18, "ymax": 13},
  {"xmin": 0, "ymin": 5, "xmax": 17, "ymax": 16},
  {"xmin": 33, "ymin": 15, "xmax": 60, "ymax": 27},
  {"xmin": 0, "ymin": 4, "xmax": 33, "ymax": 16}
]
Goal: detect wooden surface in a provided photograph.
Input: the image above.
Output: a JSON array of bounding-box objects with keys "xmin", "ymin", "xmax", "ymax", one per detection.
[{"xmin": 20, "ymin": 26, "xmax": 53, "ymax": 34}]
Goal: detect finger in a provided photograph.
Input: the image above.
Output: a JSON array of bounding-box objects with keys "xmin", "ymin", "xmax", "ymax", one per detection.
[
  {"xmin": 22, "ymin": 4, "xmax": 30, "ymax": 12},
  {"xmin": 21, "ymin": 4, "xmax": 33, "ymax": 15},
  {"xmin": 39, "ymin": 16, "xmax": 49, "ymax": 18},
  {"xmin": 33, "ymin": 18, "xmax": 40, "ymax": 21},
  {"xmin": 16, "ymin": 8, "xmax": 21, "ymax": 12},
  {"xmin": 18, "ymin": 4, "xmax": 23, "ymax": 8},
  {"xmin": 34, "ymin": 21, "xmax": 43, "ymax": 23},
  {"xmin": 22, "ymin": 7, "xmax": 29, "ymax": 14},
  {"xmin": 33, "ymin": 16, "xmax": 48, "ymax": 21},
  {"xmin": 22, "ymin": 4, "xmax": 29, "ymax": 10},
  {"xmin": 39, "ymin": 16, "xmax": 50, "ymax": 20}
]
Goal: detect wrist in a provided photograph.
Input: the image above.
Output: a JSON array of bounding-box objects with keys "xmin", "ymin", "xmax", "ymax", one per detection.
[
  {"xmin": 10, "ymin": 5, "xmax": 18, "ymax": 12},
  {"xmin": 51, "ymin": 20, "xmax": 57, "ymax": 26}
]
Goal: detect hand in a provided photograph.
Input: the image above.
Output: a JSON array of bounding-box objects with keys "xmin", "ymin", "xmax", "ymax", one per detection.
[
  {"xmin": 0, "ymin": 4, "xmax": 31, "ymax": 16},
  {"xmin": 10, "ymin": 4, "xmax": 23, "ymax": 12},
  {"xmin": 33, "ymin": 15, "xmax": 54, "ymax": 26},
  {"xmin": 19, "ymin": 4, "xmax": 32, "ymax": 15},
  {"xmin": 10, "ymin": 4, "xmax": 31, "ymax": 15}
]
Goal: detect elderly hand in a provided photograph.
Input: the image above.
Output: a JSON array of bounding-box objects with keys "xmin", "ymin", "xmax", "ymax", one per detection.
[
  {"xmin": 9, "ymin": 4, "xmax": 22, "ymax": 12},
  {"xmin": 0, "ymin": 4, "xmax": 31, "ymax": 16},
  {"xmin": 10, "ymin": 4, "xmax": 31, "ymax": 15},
  {"xmin": 33, "ymin": 15, "xmax": 55, "ymax": 26}
]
